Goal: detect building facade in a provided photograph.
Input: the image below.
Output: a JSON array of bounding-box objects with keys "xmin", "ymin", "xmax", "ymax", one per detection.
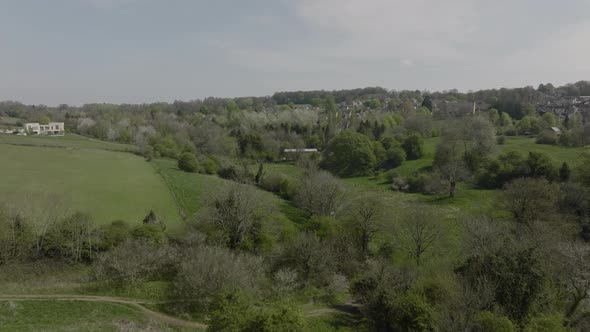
[{"xmin": 25, "ymin": 122, "xmax": 65, "ymax": 136}]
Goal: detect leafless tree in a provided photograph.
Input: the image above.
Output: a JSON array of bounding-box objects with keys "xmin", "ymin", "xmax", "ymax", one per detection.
[
  {"xmin": 396, "ymin": 207, "xmax": 440, "ymax": 266},
  {"xmin": 93, "ymin": 239, "xmax": 173, "ymax": 284},
  {"xmin": 556, "ymin": 241, "xmax": 590, "ymax": 320},
  {"xmin": 294, "ymin": 170, "xmax": 345, "ymax": 216},
  {"xmin": 342, "ymin": 194, "xmax": 385, "ymax": 257},
  {"xmin": 202, "ymin": 184, "xmax": 270, "ymax": 250},
  {"xmin": 500, "ymin": 177, "xmax": 559, "ymax": 228}
]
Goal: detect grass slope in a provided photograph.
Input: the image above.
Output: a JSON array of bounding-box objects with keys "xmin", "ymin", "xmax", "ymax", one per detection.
[
  {"xmin": 0, "ymin": 141, "xmax": 180, "ymax": 226},
  {"xmin": 153, "ymin": 158, "xmax": 308, "ymax": 229},
  {"xmin": 0, "ymin": 300, "xmax": 190, "ymax": 332},
  {"xmin": 0, "ymin": 133, "xmax": 137, "ymax": 152}
]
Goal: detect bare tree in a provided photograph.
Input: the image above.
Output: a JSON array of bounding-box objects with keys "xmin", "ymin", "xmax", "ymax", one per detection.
[
  {"xmin": 11, "ymin": 193, "xmax": 68, "ymax": 257},
  {"xmin": 342, "ymin": 194, "xmax": 385, "ymax": 257},
  {"xmin": 56, "ymin": 212, "xmax": 95, "ymax": 262},
  {"xmin": 500, "ymin": 177, "xmax": 559, "ymax": 229},
  {"xmin": 202, "ymin": 185, "xmax": 270, "ymax": 250},
  {"xmin": 433, "ymin": 116, "xmax": 495, "ymax": 197},
  {"xmin": 556, "ymin": 241, "xmax": 590, "ymax": 320},
  {"xmin": 294, "ymin": 170, "xmax": 345, "ymax": 216},
  {"xmin": 396, "ymin": 207, "xmax": 440, "ymax": 266}
]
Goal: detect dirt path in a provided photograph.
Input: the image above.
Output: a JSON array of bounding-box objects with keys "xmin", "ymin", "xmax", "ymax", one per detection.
[{"xmin": 0, "ymin": 294, "xmax": 207, "ymax": 330}]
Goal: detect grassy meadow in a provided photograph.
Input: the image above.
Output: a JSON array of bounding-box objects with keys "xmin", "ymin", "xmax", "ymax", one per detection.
[
  {"xmin": 0, "ymin": 135, "xmax": 180, "ymax": 226},
  {"xmin": 0, "ymin": 300, "xmax": 194, "ymax": 332},
  {"xmin": 153, "ymin": 158, "xmax": 308, "ymax": 230},
  {"xmin": 0, "ymin": 133, "xmax": 137, "ymax": 152}
]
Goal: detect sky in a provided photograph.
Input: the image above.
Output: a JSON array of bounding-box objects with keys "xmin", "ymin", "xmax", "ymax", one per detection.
[{"xmin": 1, "ymin": 0, "xmax": 590, "ymax": 105}]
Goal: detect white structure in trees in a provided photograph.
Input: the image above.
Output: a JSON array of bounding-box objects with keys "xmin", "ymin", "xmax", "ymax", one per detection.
[{"xmin": 24, "ymin": 122, "xmax": 65, "ymax": 136}]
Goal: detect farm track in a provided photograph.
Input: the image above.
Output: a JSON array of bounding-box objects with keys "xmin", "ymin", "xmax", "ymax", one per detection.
[{"xmin": 0, "ymin": 294, "xmax": 207, "ymax": 330}]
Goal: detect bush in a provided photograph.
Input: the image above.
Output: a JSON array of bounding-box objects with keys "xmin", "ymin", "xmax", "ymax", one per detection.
[
  {"xmin": 535, "ymin": 132, "xmax": 558, "ymax": 145},
  {"xmin": 201, "ymin": 157, "xmax": 218, "ymax": 175},
  {"xmin": 93, "ymin": 239, "xmax": 175, "ymax": 285},
  {"xmin": 172, "ymin": 246, "xmax": 263, "ymax": 314},
  {"xmin": 178, "ymin": 152, "xmax": 199, "ymax": 173},
  {"xmin": 208, "ymin": 293, "xmax": 305, "ymax": 332},
  {"xmin": 218, "ymin": 164, "xmax": 239, "ymax": 180},
  {"xmin": 131, "ymin": 224, "xmax": 167, "ymax": 245},
  {"xmin": 383, "ymin": 145, "xmax": 406, "ymax": 169},
  {"xmin": 98, "ymin": 220, "xmax": 131, "ymax": 250},
  {"xmin": 261, "ymin": 173, "xmax": 288, "ymax": 193},
  {"xmin": 504, "ymin": 126, "xmax": 518, "ymax": 136},
  {"xmin": 497, "ymin": 135, "xmax": 506, "ymax": 145},
  {"xmin": 406, "ymin": 173, "xmax": 430, "ymax": 193},
  {"xmin": 524, "ymin": 314, "xmax": 567, "ymax": 332},
  {"xmin": 473, "ymin": 311, "xmax": 516, "ymax": 332}
]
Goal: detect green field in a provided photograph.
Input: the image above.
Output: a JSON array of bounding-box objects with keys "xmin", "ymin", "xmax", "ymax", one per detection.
[
  {"xmin": 0, "ymin": 136, "xmax": 180, "ymax": 226},
  {"xmin": 153, "ymin": 158, "xmax": 309, "ymax": 229},
  {"xmin": 0, "ymin": 300, "xmax": 191, "ymax": 332},
  {"xmin": 0, "ymin": 133, "xmax": 137, "ymax": 152}
]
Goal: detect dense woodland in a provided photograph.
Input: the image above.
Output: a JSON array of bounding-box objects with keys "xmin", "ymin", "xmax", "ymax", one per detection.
[{"xmin": 2, "ymin": 81, "xmax": 590, "ymax": 331}]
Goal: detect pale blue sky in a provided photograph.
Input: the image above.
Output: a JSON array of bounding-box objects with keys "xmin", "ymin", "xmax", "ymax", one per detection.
[{"xmin": 1, "ymin": 0, "xmax": 590, "ymax": 105}]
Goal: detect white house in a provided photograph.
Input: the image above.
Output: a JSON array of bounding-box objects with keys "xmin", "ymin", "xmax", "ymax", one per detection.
[{"xmin": 25, "ymin": 122, "xmax": 65, "ymax": 136}]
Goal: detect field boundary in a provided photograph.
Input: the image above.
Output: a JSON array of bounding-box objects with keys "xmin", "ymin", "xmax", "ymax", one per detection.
[{"xmin": 151, "ymin": 161, "xmax": 188, "ymax": 222}]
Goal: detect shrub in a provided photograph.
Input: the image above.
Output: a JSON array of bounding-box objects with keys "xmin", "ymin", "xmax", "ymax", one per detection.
[
  {"xmin": 261, "ymin": 173, "xmax": 288, "ymax": 193},
  {"xmin": 131, "ymin": 224, "xmax": 167, "ymax": 245},
  {"xmin": 473, "ymin": 311, "xmax": 516, "ymax": 332},
  {"xmin": 98, "ymin": 220, "xmax": 131, "ymax": 250},
  {"xmin": 178, "ymin": 152, "xmax": 199, "ymax": 173},
  {"xmin": 172, "ymin": 246, "xmax": 263, "ymax": 314},
  {"xmin": 535, "ymin": 132, "xmax": 558, "ymax": 145},
  {"xmin": 201, "ymin": 157, "xmax": 218, "ymax": 175},
  {"xmin": 218, "ymin": 164, "xmax": 239, "ymax": 180},
  {"xmin": 406, "ymin": 173, "xmax": 430, "ymax": 193},
  {"xmin": 208, "ymin": 293, "xmax": 305, "ymax": 332},
  {"xmin": 93, "ymin": 239, "xmax": 175, "ymax": 285},
  {"xmin": 524, "ymin": 314, "xmax": 568, "ymax": 332},
  {"xmin": 497, "ymin": 135, "xmax": 506, "ymax": 145},
  {"xmin": 383, "ymin": 145, "xmax": 406, "ymax": 169}
]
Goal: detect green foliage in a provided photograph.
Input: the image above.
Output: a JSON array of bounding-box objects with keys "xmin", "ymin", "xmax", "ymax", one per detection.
[
  {"xmin": 489, "ymin": 108, "xmax": 500, "ymax": 124},
  {"xmin": 524, "ymin": 313, "xmax": 568, "ymax": 332},
  {"xmin": 474, "ymin": 311, "xmax": 516, "ymax": 332},
  {"xmin": 201, "ymin": 157, "xmax": 218, "ymax": 175},
  {"xmin": 178, "ymin": 152, "xmax": 199, "ymax": 173},
  {"xmin": 364, "ymin": 98, "xmax": 382, "ymax": 109},
  {"xmin": 98, "ymin": 220, "xmax": 131, "ymax": 249},
  {"xmin": 131, "ymin": 224, "xmax": 166, "ymax": 245},
  {"xmin": 500, "ymin": 177, "xmax": 559, "ymax": 226},
  {"xmin": 576, "ymin": 153, "xmax": 590, "ymax": 187},
  {"xmin": 458, "ymin": 245, "xmax": 546, "ymax": 323},
  {"xmin": 322, "ymin": 130, "xmax": 377, "ymax": 177},
  {"xmin": 421, "ymin": 95, "xmax": 433, "ymax": 111},
  {"xmin": 172, "ymin": 246, "xmax": 263, "ymax": 314},
  {"xmin": 402, "ymin": 134, "xmax": 424, "ymax": 160},
  {"xmin": 526, "ymin": 151, "xmax": 558, "ymax": 181},
  {"xmin": 306, "ymin": 216, "xmax": 338, "ymax": 239},
  {"xmin": 559, "ymin": 162, "xmax": 571, "ymax": 182},
  {"xmin": 209, "ymin": 292, "xmax": 305, "ymax": 332}
]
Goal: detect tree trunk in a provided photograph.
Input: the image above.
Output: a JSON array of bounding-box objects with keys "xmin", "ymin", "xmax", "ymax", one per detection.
[{"xmin": 449, "ymin": 180, "xmax": 456, "ymax": 198}]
